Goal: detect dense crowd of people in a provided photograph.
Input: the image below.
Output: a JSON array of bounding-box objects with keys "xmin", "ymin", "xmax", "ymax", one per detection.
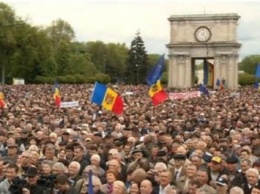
[{"xmin": 0, "ymin": 84, "xmax": 259, "ymax": 194}]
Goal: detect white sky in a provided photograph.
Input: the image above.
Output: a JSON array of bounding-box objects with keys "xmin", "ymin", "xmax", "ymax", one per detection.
[{"xmin": 3, "ymin": 0, "xmax": 260, "ymax": 58}]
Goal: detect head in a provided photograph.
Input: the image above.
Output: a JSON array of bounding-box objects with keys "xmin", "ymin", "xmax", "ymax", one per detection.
[
  {"xmin": 112, "ymin": 180, "xmax": 127, "ymax": 194},
  {"xmin": 246, "ymin": 168, "xmax": 259, "ymax": 186},
  {"xmin": 55, "ymin": 174, "xmax": 70, "ymax": 191},
  {"xmin": 140, "ymin": 179, "xmax": 153, "ymax": 194},
  {"xmin": 216, "ymin": 175, "xmax": 229, "ymax": 194},
  {"xmin": 6, "ymin": 164, "xmax": 18, "ymax": 182},
  {"xmin": 68, "ymin": 161, "xmax": 81, "ymax": 177}
]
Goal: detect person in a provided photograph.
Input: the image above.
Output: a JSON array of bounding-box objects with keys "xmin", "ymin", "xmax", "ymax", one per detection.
[
  {"xmin": 0, "ymin": 163, "xmax": 19, "ymax": 194},
  {"xmin": 26, "ymin": 166, "xmax": 45, "ymax": 194},
  {"xmin": 56, "ymin": 174, "xmax": 78, "ymax": 194},
  {"xmin": 229, "ymin": 186, "xmax": 244, "ymax": 194}
]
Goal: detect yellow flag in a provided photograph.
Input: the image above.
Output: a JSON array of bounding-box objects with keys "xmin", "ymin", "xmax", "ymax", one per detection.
[
  {"xmin": 102, "ymin": 88, "xmax": 117, "ymax": 111},
  {"xmin": 149, "ymin": 80, "xmax": 163, "ymax": 97}
]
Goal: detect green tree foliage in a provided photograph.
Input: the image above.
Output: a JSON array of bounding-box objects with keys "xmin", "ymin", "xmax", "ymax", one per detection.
[
  {"xmin": 238, "ymin": 73, "xmax": 256, "ymax": 86},
  {"xmin": 239, "ymin": 55, "xmax": 260, "ymax": 75},
  {"xmin": 125, "ymin": 31, "xmax": 149, "ymax": 84},
  {"xmin": 0, "ymin": 3, "xmax": 17, "ymax": 83}
]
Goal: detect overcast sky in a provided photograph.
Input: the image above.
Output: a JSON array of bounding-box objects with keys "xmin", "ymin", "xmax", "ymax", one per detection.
[{"xmin": 3, "ymin": 0, "xmax": 260, "ymax": 59}]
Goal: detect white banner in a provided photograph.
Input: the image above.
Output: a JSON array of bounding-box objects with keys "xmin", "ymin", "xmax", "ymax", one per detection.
[
  {"xmin": 13, "ymin": 78, "xmax": 25, "ymax": 85},
  {"xmin": 169, "ymin": 91, "xmax": 201, "ymax": 100},
  {"xmin": 60, "ymin": 101, "xmax": 79, "ymax": 108}
]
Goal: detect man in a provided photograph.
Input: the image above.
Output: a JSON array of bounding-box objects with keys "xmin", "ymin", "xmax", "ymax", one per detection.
[
  {"xmin": 197, "ymin": 168, "xmax": 217, "ymax": 194},
  {"xmin": 140, "ymin": 179, "xmax": 154, "ymax": 194},
  {"xmin": 73, "ymin": 146, "xmax": 89, "ymax": 175},
  {"xmin": 153, "ymin": 169, "xmax": 172, "ymax": 194},
  {"xmin": 171, "ymin": 154, "xmax": 187, "ymax": 182},
  {"xmin": 68, "ymin": 161, "xmax": 81, "ymax": 186},
  {"xmin": 4, "ymin": 143, "xmax": 19, "ymax": 163},
  {"xmin": 56, "ymin": 174, "xmax": 77, "ymax": 194},
  {"xmin": 26, "ymin": 166, "xmax": 45, "ymax": 194},
  {"xmin": 208, "ymin": 156, "xmax": 227, "ymax": 188},
  {"xmin": 176, "ymin": 163, "xmax": 197, "ymax": 193},
  {"xmin": 251, "ymin": 185, "xmax": 260, "ymax": 194},
  {"xmin": 242, "ymin": 168, "xmax": 260, "ymax": 194},
  {"xmin": 18, "ymin": 151, "xmax": 33, "ymax": 176},
  {"xmin": 0, "ymin": 163, "xmax": 18, "ymax": 194},
  {"xmin": 215, "ymin": 175, "xmax": 229, "ymax": 194}
]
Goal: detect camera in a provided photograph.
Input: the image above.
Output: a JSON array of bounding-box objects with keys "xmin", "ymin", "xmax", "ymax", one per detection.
[
  {"xmin": 37, "ymin": 174, "xmax": 56, "ymax": 193},
  {"xmin": 9, "ymin": 176, "xmax": 27, "ymax": 194}
]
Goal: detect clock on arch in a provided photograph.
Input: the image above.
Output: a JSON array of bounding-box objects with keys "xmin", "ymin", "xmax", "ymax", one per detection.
[{"xmin": 195, "ymin": 26, "xmax": 211, "ymax": 42}]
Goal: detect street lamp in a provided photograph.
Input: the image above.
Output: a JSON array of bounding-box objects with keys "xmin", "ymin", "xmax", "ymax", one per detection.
[
  {"xmin": 136, "ymin": 64, "xmax": 139, "ymax": 84},
  {"xmin": 103, "ymin": 55, "xmax": 106, "ymax": 74}
]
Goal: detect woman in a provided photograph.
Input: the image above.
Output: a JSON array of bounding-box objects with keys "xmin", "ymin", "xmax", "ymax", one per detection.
[
  {"xmin": 100, "ymin": 170, "xmax": 120, "ymax": 194},
  {"xmin": 113, "ymin": 181, "xmax": 127, "ymax": 194},
  {"xmin": 75, "ymin": 167, "xmax": 103, "ymax": 194},
  {"xmin": 41, "ymin": 160, "xmax": 54, "ymax": 176},
  {"xmin": 129, "ymin": 181, "xmax": 140, "ymax": 194}
]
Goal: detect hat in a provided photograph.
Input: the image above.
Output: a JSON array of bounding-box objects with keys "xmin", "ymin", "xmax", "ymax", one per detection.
[
  {"xmin": 62, "ymin": 131, "xmax": 70, "ymax": 136},
  {"xmin": 22, "ymin": 129, "xmax": 29, "ymax": 133},
  {"xmin": 26, "ymin": 167, "xmax": 38, "ymax": 177},
  {"xmin": 81, "ymin": 131, "xmax": 88, "ymax": 135},
  {"xmin": 0, "ymin": 131, "xmax": 5, "ymax": 136},
  {"xmin": 226, "ymin": 156, "xmax": 239, "ymax": 164},
  {"xmin": 211, "ymin": 156, "xmax": 222, "ymax": 164},
  {"xmin": 58, "ymin": 141, "xmax": 67, "ymax": 146},
  {"xmin": 253, "ymin": 160, "xmax": 260, "ymax": 167},
  {"xmin": 132, "ymin": 148, "xmax": 143, "ymax": 155},
  {"xmin": 7, "ymin": 143, "xmax": 18, "ymax": 148},
  {"xmin": 216, "ymin": 176, "xmax": 228, "ymax": 186},
  {"xmin": 173, "ymin": 154, "xmax": 186, "ymax": 160},
  {"xmin": 109, "ymin": 148, "xmax": 119, "ymax": 155},
  {"xmin": 123, "ymin": 127, "xmax": 132, "ymax": 131},
  {"xmin": 85, "ymin": 138, "xmax": 92, "ymax": 141},
  {"xmin": 114, "ymin": 139, "xmax": 123, "ymax": 147},
  {"xmin": 219, "ymin": 138, "xmax": 228, "ymax": 142},
  {"xmin": 93, "ymin": 132, "xmax": 102, "ymax": 137},
  {"xmin": 157, "ymin": 150, "xmax": 167, "ymax": 157}
]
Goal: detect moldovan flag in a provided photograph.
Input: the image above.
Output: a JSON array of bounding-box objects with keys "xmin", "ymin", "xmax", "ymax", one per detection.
[
  {"xmin": 53, "ymin": 83, "xmax": 61, "ymax": 107},
  {"xmin": 91, "ymin": 82, "xmax": 124, "ymax": 115},
  {"xmin": 0, "ymin": 92, "xmax": 5, "ymax": 108},
  {"xmin": 149, "ymin": 80, "xmax": 168, "ymax": 106}
]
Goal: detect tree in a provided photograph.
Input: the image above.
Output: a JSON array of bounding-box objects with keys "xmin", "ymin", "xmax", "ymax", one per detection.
[
  {"xmin": 125, "ymin": 31, "xmax": 149, "ymax": 84},
  {"xmin": 0, "ymin": 2, "xmax": 17, "ymax": 84},
  {"xmin": 239, "ymin": 55, "xmax": 260, "ymax": 75}
]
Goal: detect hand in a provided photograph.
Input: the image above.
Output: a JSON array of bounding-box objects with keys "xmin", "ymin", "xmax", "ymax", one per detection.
[{"xmin": 22, "ymin": 188, "xmax": 30, "ymax": 194}]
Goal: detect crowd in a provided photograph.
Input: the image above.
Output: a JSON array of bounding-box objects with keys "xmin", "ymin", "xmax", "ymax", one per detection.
[{"xmin": 0, "ymin": 84, "xmax": 259, "ymax": 194}]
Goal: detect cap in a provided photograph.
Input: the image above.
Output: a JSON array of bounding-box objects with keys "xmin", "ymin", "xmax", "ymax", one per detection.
[
  {"xmin": 211, "ymin": 156, "xmax": 222, "ymax": 164},
  {"xmin": 226, "ymin": 156, "xmax": 239, "ymax": 164},
  {"xmin": 26, "ymin": 167, "xmax": 38, "ymax": 177},
  {"xmin": 216, "ymin": 176, "xmax": 228, "ymax": 186},
  {"xmin": 157, "ymin": 150, "xmax": 167, "ymax": 157},
  {"xmin": 173, "ymin": 154, "xmax": 186, "ymax": 160}
]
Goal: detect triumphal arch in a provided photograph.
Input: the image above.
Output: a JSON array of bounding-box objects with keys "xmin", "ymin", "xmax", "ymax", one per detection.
[{"xmin": 167, "ymin": 13, "xmax": 241, "ymax": 89}]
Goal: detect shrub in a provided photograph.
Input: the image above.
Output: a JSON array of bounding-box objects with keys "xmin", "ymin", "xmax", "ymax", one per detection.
[{"xmin": 239, "ymin": 73, "xmax": 257, "ymax": 86}]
